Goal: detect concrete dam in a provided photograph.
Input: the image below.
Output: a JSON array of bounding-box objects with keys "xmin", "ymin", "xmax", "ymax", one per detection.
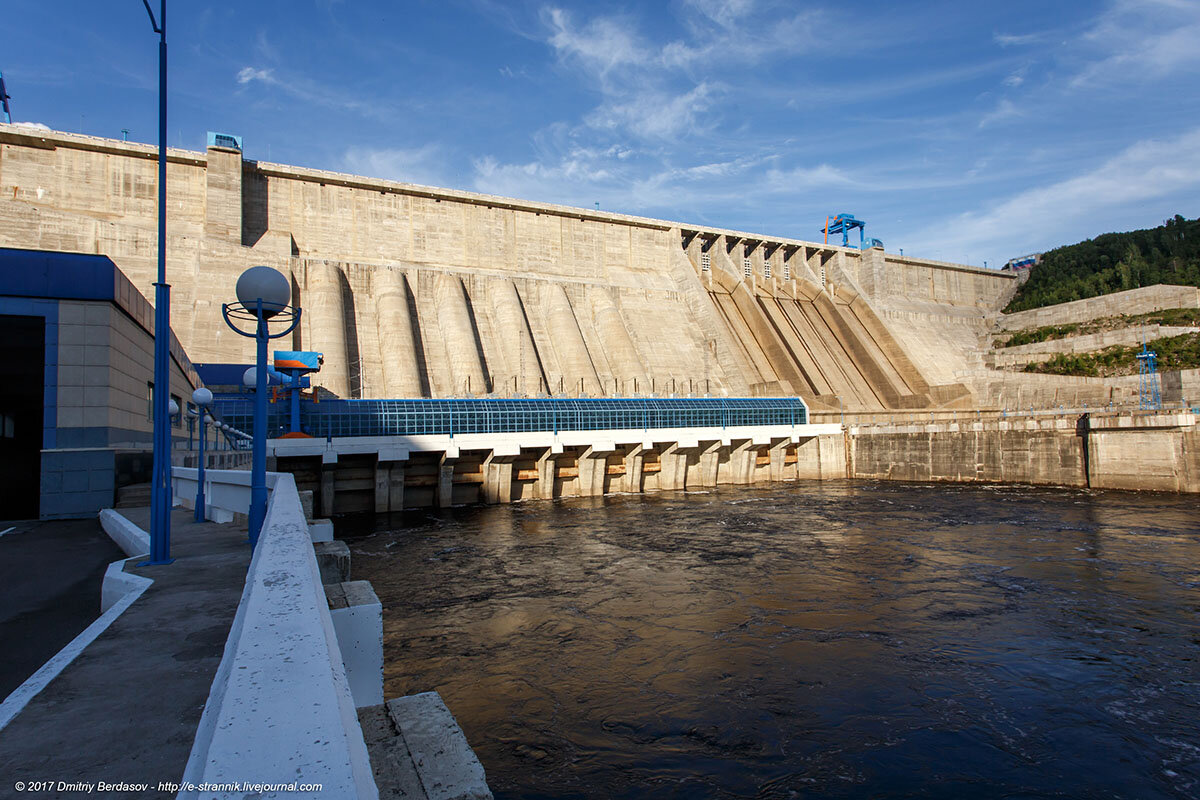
[{"xmin": 0, "ymin": 124, "xmax": 1018, "ymax": 412}]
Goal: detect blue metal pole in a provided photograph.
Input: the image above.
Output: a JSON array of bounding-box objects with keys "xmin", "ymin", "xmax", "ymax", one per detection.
[
  {"xmin": 249, "ymin": 299, "xmax": 269, "ymax": 547},
  {"xmin": 194, "ymin": 414, "xmax": 206, "ymax": 523},
  {"xmin": 146, "ymin": 0, "xmax": 173, "ymax": 566},
  {"xmin": 290, "ymin": 369, "xmax": 301, "ymax": 433}
]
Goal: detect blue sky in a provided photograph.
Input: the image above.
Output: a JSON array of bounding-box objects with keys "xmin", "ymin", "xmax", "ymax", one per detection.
[{"xmin": 5, "ymin": 0, "xmax": 1200, "ymax": 267}]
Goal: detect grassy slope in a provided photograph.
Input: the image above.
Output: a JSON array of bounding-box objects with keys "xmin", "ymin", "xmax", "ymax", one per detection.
[{"xmin": 1022, "ymin": 332, "xmax": 1200, "ymax": 378}]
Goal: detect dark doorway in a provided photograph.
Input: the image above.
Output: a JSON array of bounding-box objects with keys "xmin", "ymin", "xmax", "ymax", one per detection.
[{"xmin": 0, "ymin": 315, "xmax": 46, "ymax": 520}]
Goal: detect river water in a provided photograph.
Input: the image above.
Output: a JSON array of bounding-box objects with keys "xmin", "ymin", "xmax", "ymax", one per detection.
[{"xmin": 345, "ymin": 481, "xmax": 1200, "ymax": 799}]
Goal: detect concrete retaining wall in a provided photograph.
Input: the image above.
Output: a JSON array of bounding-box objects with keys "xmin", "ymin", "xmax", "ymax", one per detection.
[
  {"xmin": 998, "ymin": 285, "xmax": 1200, "ymax": 331},
  {"xmin": 848, "ymin": 411, "xmax": 1199, "ymax": 492}
]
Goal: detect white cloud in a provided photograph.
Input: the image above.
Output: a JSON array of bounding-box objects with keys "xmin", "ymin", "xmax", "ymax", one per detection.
[
  {"xmin": 586, "ymin": 83, "xmax": 716, "ymax": 140},
  {"xmin": 12, "ymin": 121, "xmax": 51, "ymax": 131},
  {"xmin": 538, "ymin": 3, "xmax": 827, "ymax": 142},
  {"xmin": 543, "ymin": 7, "xmax": 647, "ymax": 76},
  {"xmin": 1002, "ymin": 67, "xmax": 1027, "ymax": 88},
  {"xmin": 905, "ymin": 127, "xmax": 1200, "ymax": 262},
  {"xmin": 472, "ymin": 152, "xmax": 616, "ymax": 207},
  {"xmin": 236, "ymin": 67, "xmax": 274, "ymax": 85}
]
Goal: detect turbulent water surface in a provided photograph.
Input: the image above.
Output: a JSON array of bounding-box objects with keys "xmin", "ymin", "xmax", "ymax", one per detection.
[{"xmin": 344, "ymin": 481, "xmax": 1200, "ymax": 799}]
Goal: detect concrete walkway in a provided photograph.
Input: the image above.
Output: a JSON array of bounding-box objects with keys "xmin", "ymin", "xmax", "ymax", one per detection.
[
  {"xmin": 0, "ymin": 519, "xmax": 124, "ymax": 699},
  {"xmin": 0, "ymin": 509, "xmax": 250, "ymax": 797}
]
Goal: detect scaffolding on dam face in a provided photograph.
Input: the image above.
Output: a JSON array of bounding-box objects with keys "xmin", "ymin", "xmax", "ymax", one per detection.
[{"xmin": 211, "ymin": 396, "xmax": 809, "ymax": 439}]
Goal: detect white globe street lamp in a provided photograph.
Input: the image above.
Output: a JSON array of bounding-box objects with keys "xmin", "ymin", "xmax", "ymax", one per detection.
[
  {"xmin": 223, "ymin": 266, "xmax": 302, "ymax": 547},
  {"xmin": 192, "ymin": 386, "xmax": 214, "ymax": 522}
]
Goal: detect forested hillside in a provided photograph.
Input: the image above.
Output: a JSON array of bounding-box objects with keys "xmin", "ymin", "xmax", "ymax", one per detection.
[{"xmin": 1003, "ymin": 215, "xmax": 1200, "ymax": 313}]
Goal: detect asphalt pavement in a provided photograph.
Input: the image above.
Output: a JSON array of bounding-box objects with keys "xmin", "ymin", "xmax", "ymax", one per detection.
[{"xmin": 0, "ymin": 519, "xmax": 123, "ymax": 700}]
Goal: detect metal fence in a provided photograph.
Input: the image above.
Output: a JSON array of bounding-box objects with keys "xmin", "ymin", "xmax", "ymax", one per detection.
[{"xmin": 211, "ymin": 396, "xmax": 808, "ymax": 439}]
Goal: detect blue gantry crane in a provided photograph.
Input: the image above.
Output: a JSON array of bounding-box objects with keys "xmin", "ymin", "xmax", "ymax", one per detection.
[{"xmin": 821, "ymin": 213, "xmax": 882, "ymax": 250}]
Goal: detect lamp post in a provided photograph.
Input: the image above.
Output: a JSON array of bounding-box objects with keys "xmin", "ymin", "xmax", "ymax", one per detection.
[
  {"xmin": 192, "ymin": 387, "xmax": 213, "ymax": 522},
  {"xmin": 141, "ymin": 0, "xmax": 172, "ymax": 567},
  {"xmin": 222, "ymin": 266, "xmax": 301, "ymax": 546}
]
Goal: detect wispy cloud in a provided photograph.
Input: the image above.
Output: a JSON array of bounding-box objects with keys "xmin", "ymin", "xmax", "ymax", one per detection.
[
  {"xmin": 342, "ymin": 145, "xmax": 449, "ymax": 188},
  {"xmin": 906, "ymin": 127, "xmax": 1200, "ymax": 261},
  {"xmin": 1002, "ymin": 65, "xmax": 1029, "ymax": 88},
  {"xmin": 764, "ymin": 164, "xmax": 857, "ymax": 191},
  {"xmin": 539, "ymin": 3, "xmax": 830, "ymax": 143},
  {"xmin": 236, "ymin": 67, "xmax": 274, "ymax": 85},
  {"xmin": 585, "ymin": 82, "xmax": 716, "ymax": 140},
  {"xmin": 544, "ymin": 7, "xmax": 647, "ymax": 76},
  {"xmin": 1070, "ymin": 0, "xmax": 1200, "ymax": 87},
  {"xmin": 235, "ymin": 63, "xmax": 382, "ymax": 119},
  {"xmin": 979, "ymin": 98, "xmax": 1022, "ymax": 128},
  {"xmin": 471, "ymin": 144, "xmax": 772, "ymax": 216},
  {"xmin": 994, "ymin": 31, "xmax": 1045, "ymax": 47}
]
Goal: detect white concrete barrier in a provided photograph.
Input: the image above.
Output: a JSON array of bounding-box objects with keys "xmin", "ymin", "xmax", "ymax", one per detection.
[
  {"xmin": 174, "ymin": 468, "xmax": 333, "ymax": 543},
  {"xmin": 98, "ymin": 508, "xmax": 150, "ymax": 558},
  {"xmin": 178, "ymin": 472, "xmax": 378, "ymax": 800},
  {"xmin": 326, "ymin": 581, "xmax": 384, "ymax": 709},
  {"xmin": 101, "ymin": 557, "xmax": 154, "ymax": 613},
  {"xmin": 172, "ymin": 467, "xmax": 281, "ymax": 524}
]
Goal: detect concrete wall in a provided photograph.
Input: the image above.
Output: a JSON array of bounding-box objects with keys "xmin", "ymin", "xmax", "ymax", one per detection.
[
  {"xmin": 0, "ymin": 124, "xmax": 1019, "ymax": 411},
  {"xmin": 997, "ymin": 284, "xmax": 1200, "ymax": 331},
  {"xmin": 848, "ymin": 411, "xmax": 1199, "ymax": 492},
  {"xmin": 42, "ymin": 297, "xmax": 197, "ymax": 518}
]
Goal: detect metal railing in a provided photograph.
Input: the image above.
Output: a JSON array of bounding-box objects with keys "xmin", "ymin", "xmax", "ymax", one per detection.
[{"xmin": 212, "ymin": 396, "xmax": 809, "ymax": 439}]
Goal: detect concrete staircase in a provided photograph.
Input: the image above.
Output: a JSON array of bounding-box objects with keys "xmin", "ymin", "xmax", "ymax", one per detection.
[{"xmin": 115, "ymin": 483, "xmax": 151, "ymax": 509}]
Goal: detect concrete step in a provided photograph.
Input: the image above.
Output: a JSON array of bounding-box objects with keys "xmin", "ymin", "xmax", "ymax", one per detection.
[
  {"xmin": 359, "ymin": 692, "xmax": 493, "ymax": 800},
  {"xmin": 115, "ymin": 483, "xmax": 152, "ymax": 508}
]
